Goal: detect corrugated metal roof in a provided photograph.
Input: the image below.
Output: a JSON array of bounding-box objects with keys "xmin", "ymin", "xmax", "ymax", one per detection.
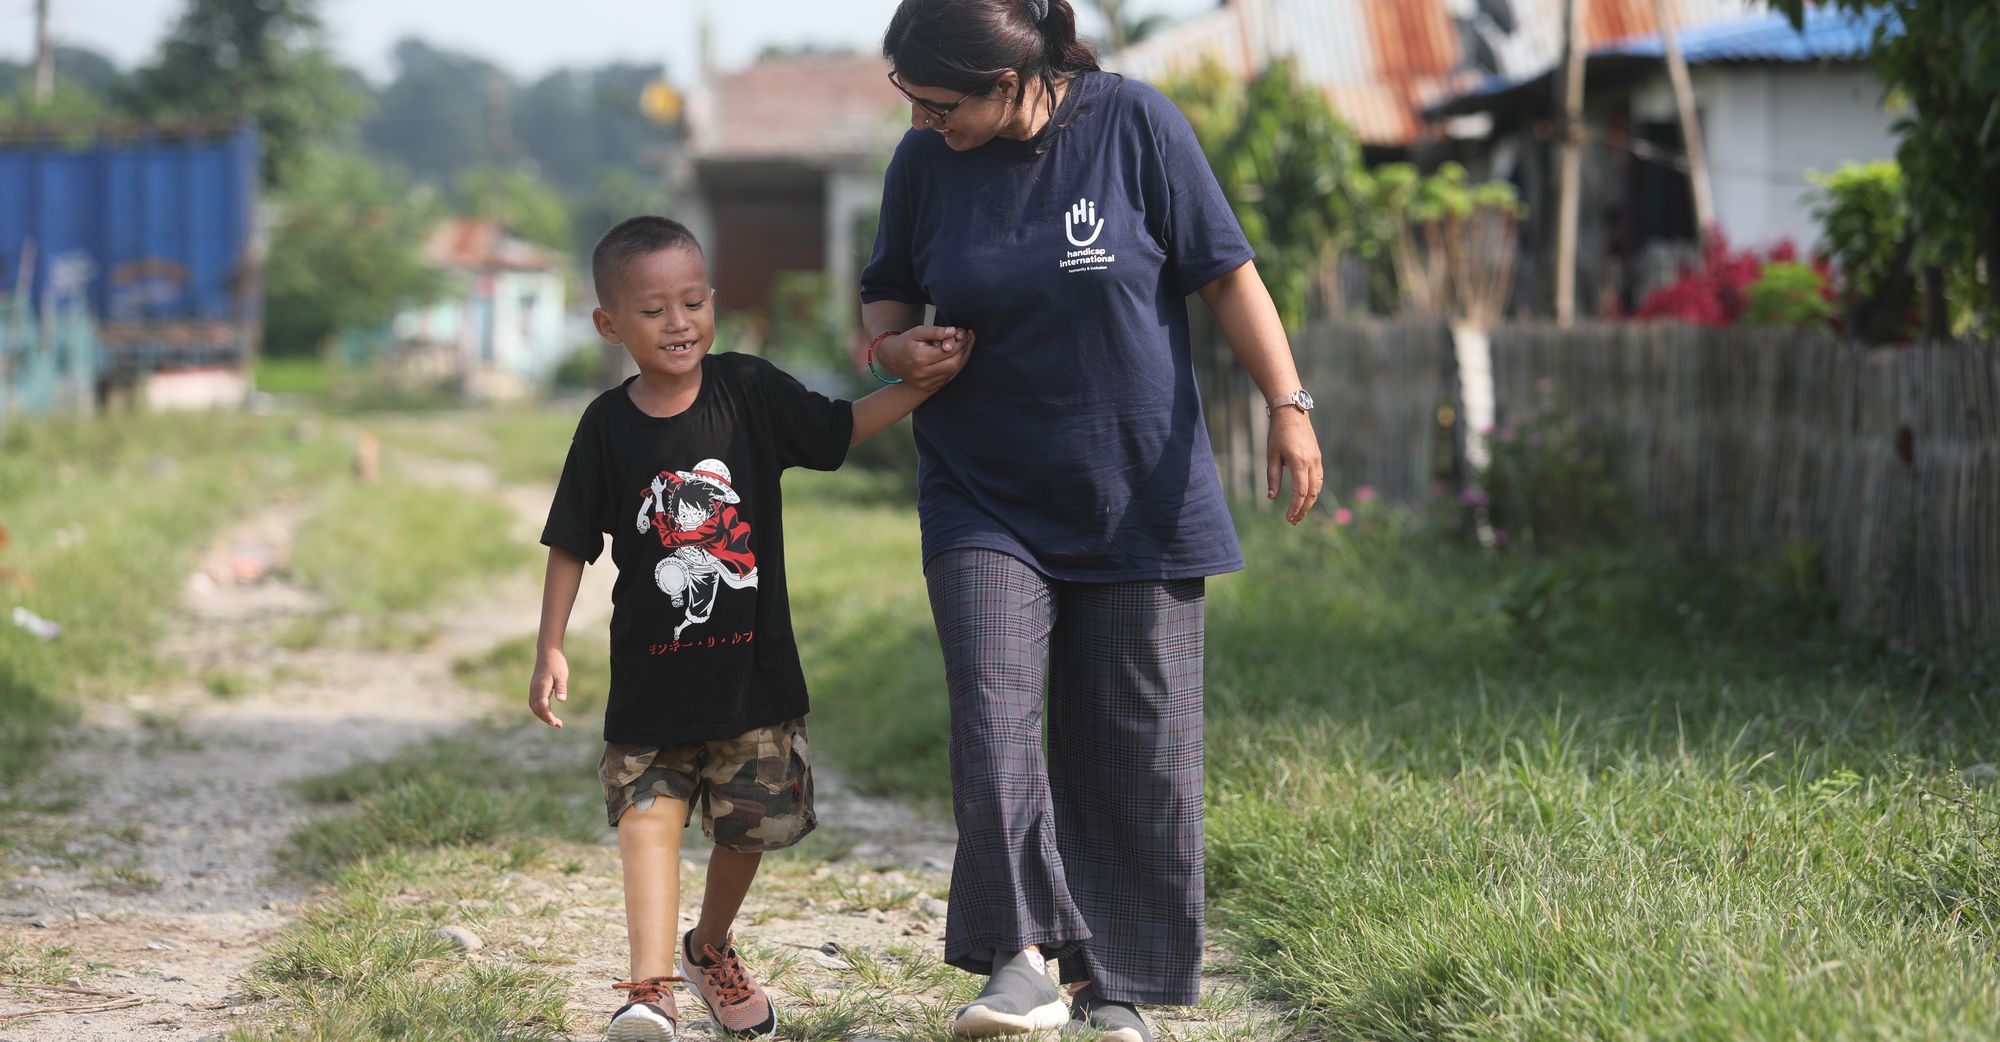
[
  {"xmin": 1108, "ymin": 0, "xmax": 1763, "ymax": 147},
  {"xmin": 1434, "ymin": 5, "xmax": 1888, "ymax": 113},
  {"xmin": 1486, "ymin": 0, "xmax": 1761, "ymax": 77},
  {"xmin": 1596, "ymin": 5, "xmax": 1892, "ymax": 62},
  {"xmin": 1110, "ymin": 0, "xmax": 1461, "ymax": 145}
]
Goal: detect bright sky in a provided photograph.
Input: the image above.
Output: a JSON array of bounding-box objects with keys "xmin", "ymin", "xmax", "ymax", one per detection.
[{"xmin": 10, "ymin": 0, "xmax": 1219, "ymax": 84}]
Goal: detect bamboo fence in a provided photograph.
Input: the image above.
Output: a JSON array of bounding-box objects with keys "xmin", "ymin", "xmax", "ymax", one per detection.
[{"xmin": 1207, "ymin": 318, "xmax": 1999, "ymax": 660}]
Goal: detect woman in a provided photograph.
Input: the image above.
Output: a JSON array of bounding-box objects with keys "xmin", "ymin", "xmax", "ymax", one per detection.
[{"xmin": 860, "ymin": 1, "xmax": 1322, "ymax": 1038}]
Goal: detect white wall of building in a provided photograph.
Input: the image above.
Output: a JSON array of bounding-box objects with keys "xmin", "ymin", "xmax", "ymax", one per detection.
[
  {"xmin": 489, "ymin": 269, "xmax": 568, "ymax": 382},
  {"xmin": 1669, "ymin": 64, "xmax": 1897, "ymax": 252}
]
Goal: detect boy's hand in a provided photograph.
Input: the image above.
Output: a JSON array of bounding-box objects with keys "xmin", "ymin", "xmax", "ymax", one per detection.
[
  {"xmin": 926, "ymin": 327, "xmax": 975, "ymax": 388},
  {"xmin": 529, "ymin": 648, "xmax": 569, "ymax": 729},
  {"xmin": 880, "ymin": 325, "xmax": 975, "ymax": 392}
]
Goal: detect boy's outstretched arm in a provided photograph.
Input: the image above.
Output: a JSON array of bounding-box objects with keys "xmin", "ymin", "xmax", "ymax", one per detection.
[
  {"xmin": 849, "ymin": 330, "xmax": 975, "ymax": 445},
  {"xmin": 529, "ymin": 546, "xmax": 587, "ymax": 728}
]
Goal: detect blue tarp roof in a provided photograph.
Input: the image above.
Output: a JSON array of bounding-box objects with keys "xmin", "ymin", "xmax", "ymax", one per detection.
[
  {"xmin": 1596, "ymin": 6, "xmax": 1893, "ymax": 63},
  {"xmin": 1435, "ymin": 7, "xmax": 1893, "ymax": 114}
]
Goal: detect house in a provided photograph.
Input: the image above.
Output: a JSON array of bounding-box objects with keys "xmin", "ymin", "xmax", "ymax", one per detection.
[
  {"xmin": 372, "ymin": 218, "xmax": 569, "ymax": 399},
  {"xmin": 1425, "ymin": 6, "xmax": 1898, "ymax": 314},
  {"xmin": 675, "ymin": 53, "xmax": 908, "ymax": 333},
  {"xmin": 1106, "ymin": 0, "xmax": 1764, "ymax": 155}
]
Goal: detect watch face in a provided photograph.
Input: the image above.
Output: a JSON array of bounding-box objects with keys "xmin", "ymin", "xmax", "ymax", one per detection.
[{"xmin": 1295, "ymin": 389, "xmax": 1315, "ymax": 410}]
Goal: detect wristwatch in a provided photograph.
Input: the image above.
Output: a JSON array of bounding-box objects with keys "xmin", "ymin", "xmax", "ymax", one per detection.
[{"xmin": 1268, "ymin": 388, "xmax": 1315, "ymax": 415}]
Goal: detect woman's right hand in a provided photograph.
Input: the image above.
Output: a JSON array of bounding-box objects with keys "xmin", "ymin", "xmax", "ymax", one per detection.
[{"xmin": 878, "ymin": 324, "xmax": 974, "ymax": 392}]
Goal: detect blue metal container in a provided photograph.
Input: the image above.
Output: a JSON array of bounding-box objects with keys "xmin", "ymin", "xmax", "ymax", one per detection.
[{"xmin": 0, "ymin": 125, "xmax": 262, "ymax": 387}]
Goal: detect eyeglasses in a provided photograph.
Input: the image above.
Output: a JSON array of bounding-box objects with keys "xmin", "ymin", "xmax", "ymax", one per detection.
[{"xmin": 887, "ymin": 70, "xmax": 982, "ymax": 121}]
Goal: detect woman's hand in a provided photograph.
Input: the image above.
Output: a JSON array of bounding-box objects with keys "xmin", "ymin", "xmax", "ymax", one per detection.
[
  {"xmin": 1268, "ymin": 410, "xmax": 1323, "ymax": 525},
  {"xmin": 877, "ymin": 324, "xmax": 974, "ymax": 392}
]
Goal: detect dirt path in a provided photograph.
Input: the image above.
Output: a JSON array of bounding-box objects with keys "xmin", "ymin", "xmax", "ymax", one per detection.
[
  {"xmin": 1, "ymin": 444, "xmax": 1281, "ymax": 1042},
  {"xmin": 0, "ymin": 450, "xmax": 620, "ymax": 1041}
]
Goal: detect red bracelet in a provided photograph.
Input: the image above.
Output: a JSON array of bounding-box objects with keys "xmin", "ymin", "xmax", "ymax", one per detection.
[{"xmin": 867, "ymin": 329, "xmax": 905, "ymax": 385}]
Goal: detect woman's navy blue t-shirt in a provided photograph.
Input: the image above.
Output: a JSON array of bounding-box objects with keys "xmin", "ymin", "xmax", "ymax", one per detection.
[{"xmin": 861, "ymin": 72, "xmax": 1253, "ymax": 581}]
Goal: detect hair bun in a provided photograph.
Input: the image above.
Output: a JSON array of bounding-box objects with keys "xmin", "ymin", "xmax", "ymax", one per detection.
[{"xmin": 1024, "ymin": 0, "xmax": 1050, "ymax": 22}]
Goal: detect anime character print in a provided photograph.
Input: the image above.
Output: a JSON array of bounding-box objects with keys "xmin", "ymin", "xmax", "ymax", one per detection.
[{"xmin": 634, "ymin": 458, "xmax": 758, "ymax": 639}]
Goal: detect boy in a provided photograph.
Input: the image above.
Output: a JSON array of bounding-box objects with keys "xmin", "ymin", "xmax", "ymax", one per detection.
[{"xmin": 529, "ymin": 216, "xmax": 969, "ymax": 1041}]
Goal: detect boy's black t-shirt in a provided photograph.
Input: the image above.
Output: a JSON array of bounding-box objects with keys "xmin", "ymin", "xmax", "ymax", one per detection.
[{"xmin": 540, "ymin": 352, "xmax": 854, "ymax": 746}]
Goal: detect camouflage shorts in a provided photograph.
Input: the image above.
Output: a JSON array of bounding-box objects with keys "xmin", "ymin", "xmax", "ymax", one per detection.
[{"xmin": 597, "ymin": 717, "xmax": 816, "ymax": 853}]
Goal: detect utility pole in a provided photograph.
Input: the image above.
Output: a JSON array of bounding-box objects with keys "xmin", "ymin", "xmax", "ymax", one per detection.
[
  {"xmin": 1554, "ymin": 0, "xmax": 1587, "ymax": 326},
  {"xmin": 1654, "ymin": 0, "xmax": 1715, "ymax": 243},
  {"xmin": 34, "ymin": 0, "xmax": 55, "ymax": 104}
]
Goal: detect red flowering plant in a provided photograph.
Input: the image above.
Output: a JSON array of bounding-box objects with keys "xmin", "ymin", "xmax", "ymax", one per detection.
[{"xmin": 1630, "ymin": 232, "xmax": 1834, "ymax": 329}]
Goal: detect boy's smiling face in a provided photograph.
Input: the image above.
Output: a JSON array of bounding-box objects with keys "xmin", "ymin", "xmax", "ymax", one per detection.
[{"xmin": 593, "ymin": 245, "xmax": 715, "ymax": 383}]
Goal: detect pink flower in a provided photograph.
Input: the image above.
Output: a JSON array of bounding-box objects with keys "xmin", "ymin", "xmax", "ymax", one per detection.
[
  {"xmin": 1334, "ymin": 507, "xmax": 1355, "ymax": 526},
  {"xmin": 1494, "ymin": 529, "xmax": 1512, "ymax": 546},
  {"xmin": 1459, "ymin": 487, "xmax": 1489, "ymax": 508},
  {"xmin": 1497, "ymin": 427, "xmax": 1517, "ymax": 443},
  {"xmin": 1355, "ymin": 485, "xmax": 1378, "ymax": 505}
]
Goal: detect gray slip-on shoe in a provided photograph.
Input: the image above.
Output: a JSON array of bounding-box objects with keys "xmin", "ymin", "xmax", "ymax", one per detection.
[
  {"xmin": 952, "ymin": 950, "xmax": 1068, "ymax": 1038},
  {"xmin": 1058, "ymin": 984, "xmax": 1152, "ymax": 1042}
]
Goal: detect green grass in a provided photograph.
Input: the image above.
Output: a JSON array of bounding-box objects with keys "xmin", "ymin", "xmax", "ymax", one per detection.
[
  {"xmin": 254, "ymin": 356, "xmax": 340, "ymax": 397},
  {"xmin": 0, "ymin": 936, "xmax": 94, "ymax": 983},
  {"xmin": 289, "ymin": 478, "xmax": 533, "ymax": 615},
  {"xmin": 1199, "ymin": 518, "xmax": 2000, "ymax": 1039},
  {"xmin": 281, "ymin": 637, "xmax": 613, "ymax": 878},
  {"xmin": 783, "ymin": 469, "xmax": 953, "ymax": 809},
  {"xmin": 481, "ymin": 408, "xmax": 584, "ymax": 486},
  {"xmin": 255, "ymin": 461, "xmax": 2000, "ymax": 1038},
  {"xmin": 0, "ymin": 413, "xmax": 346, "ymax": 785},
  {"xmin": 258, "ymin": 620, "xmax": 873, "ymax": 1037},
  {"xmin": 358, "ymin": 404, "xmax": 581, "ymax": 489},
  {"xmin": 776, "ymin": 471, "xmax": 2000, "ymax": 1039},
  {"xmin": 237, "ymin": 848, "xmax": 574, "ymax": 1042}
]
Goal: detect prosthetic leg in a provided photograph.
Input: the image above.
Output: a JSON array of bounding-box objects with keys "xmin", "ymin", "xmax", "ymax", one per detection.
[{"xmin": 610, "ymin": 796, "xmax": 688, "ymax": 1041}]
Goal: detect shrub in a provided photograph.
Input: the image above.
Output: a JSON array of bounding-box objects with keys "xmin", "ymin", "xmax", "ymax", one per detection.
[
  {"xmin": 1632, "ymin": 233, "xmax": 1812, "ymax": 328},
  {"xmin": 1745, "ymin": 260, "xmax": 1839, "ymax": 330},
  {"xmin": 1479, "ymin": 380, "xmax": 1627, "ymax": 549}
]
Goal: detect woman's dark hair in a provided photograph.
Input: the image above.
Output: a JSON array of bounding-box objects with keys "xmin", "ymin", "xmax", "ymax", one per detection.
[{"xmin": 883, "ymin": 0, "xmax": 1100, "ymax": 130}]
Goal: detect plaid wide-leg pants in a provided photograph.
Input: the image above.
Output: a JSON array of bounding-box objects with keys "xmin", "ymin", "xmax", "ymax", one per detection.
[{"xmin": 926, "ymin": 548, "xmax": 1207, "ymax": 1006}]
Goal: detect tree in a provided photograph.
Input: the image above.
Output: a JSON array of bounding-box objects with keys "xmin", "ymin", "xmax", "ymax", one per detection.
[
  {"xmin": 362, "ymin": 39, "xmax": 508, "ymax": 187},
  {"xmin": 133, "ymin": 0, "xmax": 362, "ymax": 189},
  {"xmin": 568, "ymin": 167, "xmax": 671, "ymax": 261},
  {"xmin": 0, "ymin": 45, "xmax": 130, "ymax": 101},
  {"xmin": 0, "ymin": 79, "xmax": 118, "ymax": 138},
  {"xmin": 511, "ymin": 61, "xmax": 675, "ymax": 199},
  {"xmin": 1163, "ymin": 58, "xmax": 1372, "ymax": 331},
  {"xmin": 262, "ymin": 148, "xmax": 442, "ymax": 357},
  {"xmin": 1767, "ymin": 0, "xmax": 1999, "ymax": 324},
  {"xmin": 455, "ymin": 165, "xmax": 573, "ymax": 253},
  {"xmin": 0, "ymin": 46, "xmax": 138, "ymax": 137},
  {"xmin": 1080, "ymin": 0, "xmax": 1173, "ymax": 52}
]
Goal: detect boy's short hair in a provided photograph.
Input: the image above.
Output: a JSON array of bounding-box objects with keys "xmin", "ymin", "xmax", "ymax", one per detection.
[{"xmin": 592, "ymin": 216, "xmax": 704, "ymax": 308}]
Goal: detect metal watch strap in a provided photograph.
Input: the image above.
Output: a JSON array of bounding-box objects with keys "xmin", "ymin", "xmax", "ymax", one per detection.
[{"xmin": 1268, "ymin": 388, "xmax": 1314, "ymax": 415}]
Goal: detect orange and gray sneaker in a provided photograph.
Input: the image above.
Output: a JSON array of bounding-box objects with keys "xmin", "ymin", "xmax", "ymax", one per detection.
[
  {"xmin": 608, "ymin": 975, "xmax": 681, "ymax": 1042},
  {"xmin": 679, "ymin": 929, "xmax": 778, "ymax": 1038}
]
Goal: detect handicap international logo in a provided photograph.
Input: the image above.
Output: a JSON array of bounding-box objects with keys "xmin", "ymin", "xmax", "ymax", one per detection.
[{"xmin": 1060, "ymin": 196, "xmax": 1117, "ymax": 273}]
